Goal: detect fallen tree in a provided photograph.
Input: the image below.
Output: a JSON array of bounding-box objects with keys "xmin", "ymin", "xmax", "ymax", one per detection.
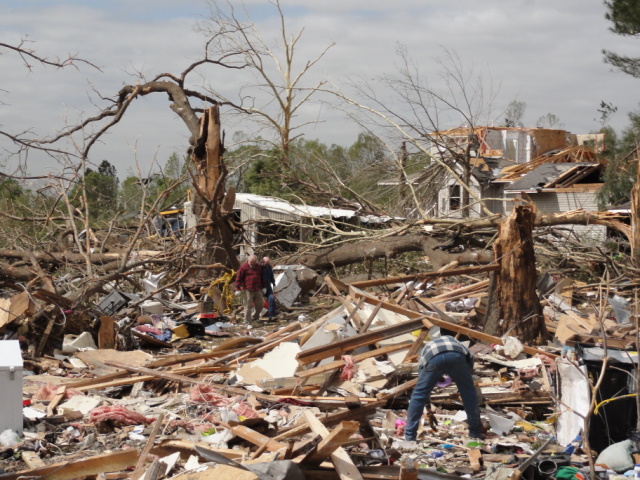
[{"xmin": 281, "ymin": 208, "xmax": 631, "ymax": 271}]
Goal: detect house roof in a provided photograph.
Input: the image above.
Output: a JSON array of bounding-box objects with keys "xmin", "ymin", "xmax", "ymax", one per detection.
[
  {"xmin": 234, "ymin": 193, "xmax": 394, "ymax": 224},
  {"xmin": 498, "ymin": 145, "xmax": 598, "ymax": 182},
  {"xmin": 505, "ymin": 163, "xmax": 601, "ymax": 191}
]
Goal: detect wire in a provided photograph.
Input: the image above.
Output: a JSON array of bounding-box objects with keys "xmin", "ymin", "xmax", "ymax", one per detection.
[{"xmin": 594, "ymin": 393, "xmax": 638, "ymax": 416}]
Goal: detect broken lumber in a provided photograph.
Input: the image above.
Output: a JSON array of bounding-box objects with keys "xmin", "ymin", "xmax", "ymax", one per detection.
[
  {"xmin": 296, "ymin": 316, "xmax": 428, "ymax": 366},
  {"xmin": 349, "ymin": 264, "xmax": 499, "ymax": 288},
  {"xmin": 296, "ymin": 342, "xmax": 412, "ymax": 378},
  {"xmin": 420, "ymin": 317, "xmax": 558, "ymax": 358},
  {"xmin": 302, "ymin": 421, "xmax": 360, "ymax": 466},
  {"xmin": 0, "ymin": 450, "xmax": 140, "ymax": 480},
  {"xmin": 131, "ymin": 412, "xmax": 165, "ymax": 480},
  {"xmin": 230, "ymin": 425, "xmax": 288, "ymax": 453},
  {"xmin": 302, "ymin": 410, "xmax": 363, "ymax": 480}
]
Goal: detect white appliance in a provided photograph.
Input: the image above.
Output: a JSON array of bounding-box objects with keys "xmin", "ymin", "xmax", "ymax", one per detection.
[{"xmin": 0, "ymin": 340, "xmax": 23, "ymax": 434}]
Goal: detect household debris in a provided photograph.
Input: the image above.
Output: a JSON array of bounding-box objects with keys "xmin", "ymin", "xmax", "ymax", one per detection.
[{"xmin": 1, "ymin": 254, "xmax": 640, "ymax": 479}]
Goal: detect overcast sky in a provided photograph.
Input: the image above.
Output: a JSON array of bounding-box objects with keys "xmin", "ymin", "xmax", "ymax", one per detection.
[{"xmin": 2, "ymin": 0, "xmax": 639, "ymax": 180}]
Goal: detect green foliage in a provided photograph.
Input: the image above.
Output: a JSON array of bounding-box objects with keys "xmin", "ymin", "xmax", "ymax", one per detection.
[
  {"xmin": 0, "ymin": 178, "xmax": 25, "ymax": 202},
  {"xmin": 243, "ymin": 148, "xmax": 288, "ymax": 197},
  {"xmin": 228, "ymin": 133, "xmax": 394, "ymax": 210},
  {"xmin": 119, "ymin": 153, "xmax": 190, "ymax": 218},
  {"xmin": 70, "ymin": 160, "xmax": 119, "ymax": 222},
  {"xmin": 152, "ymin": 153, "xmax": 190, "ymax": 209},
  {"xmin": 0, "ymin": 178, "xmax": 51, "ymax": 249},
  {"xmin": 597, "ymin": 113, "xmax": 640, "ymax": 208},
  {"xmin": 604, "ymin": 0, "xmax": 640, "ymax": 77}
]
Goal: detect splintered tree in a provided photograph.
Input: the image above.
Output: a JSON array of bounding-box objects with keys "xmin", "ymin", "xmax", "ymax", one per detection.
[
  {"xmin": 190, "ymin": 105, "xmax": 238, "ymax": 268},
  {"xmin": 484, "ymin": 203, "xmax": 548, "ymax": 345}
]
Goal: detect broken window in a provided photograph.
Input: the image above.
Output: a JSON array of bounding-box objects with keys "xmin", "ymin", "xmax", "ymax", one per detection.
[{"xmin": 449, "ymin": 184, "xmax": 461, "ymax": 211}]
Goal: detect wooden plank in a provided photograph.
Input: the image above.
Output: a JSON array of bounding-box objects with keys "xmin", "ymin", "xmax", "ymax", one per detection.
[
  {"xmin": 325, "ymin": 276, "xmax": 349, "ymax": 296},
  {"xmin": 296, "ymin": 343, "xmax": 412, "ymax": 379},
  {"xmin": 377, "ymin": 378, "xmax": 417, "ymax": 400},
  {"xmin": 98, "ymin": 316, "xmax": 116, "ymax": 349},
  {"xmin": 102, "ymin": 360, "xmax": 276, "ymax": 402},
  {"xmin": 35, "ymin": 316, "xmax": 56, "ymax": 358},
  {"xmin": 348, "ymin": 264, "xmax": 499, "ymax": 289},
  {"xmin": 359, "ymin": 300, "xmax": 383, "ymax": 334},
  {"xmin": 564, "ymin": 334, "xmax": 635, "ymax": 350},
  {"xmin": 132, "ymin": 330, "xmax": 172, "ymax": 348},
  {"xmin": 76, "ymin": 363, "xmax": 233, "ymax": 392},
  {"xmin": 66, "ymin": 336, "xmax": 259, "ymax": 389},
  {"xmin": 46, "ymin": 386, "xmax": 66, "ymax": 417},
  {"xmin": 21, "ymin": 451, "xmax": 46, "ymax": 469},
  {"xmin": 0, "ymin": 291, "xmax": 33, "ymax": 330},
  {"xmin": 154, "ymin": 440, "xmax": 245, "ymax": 460},
  {"xmin": 401, "ymin": 329, "xmax": 429, "ymax": 364},
  {"xmin": 468, "ymin": 449, "xmax": 483, "ymax": 473},
  {"xmin": 263, "ymin": 321, "xmax": 302, "ymax": 341},
  {"xmin": 555, "ymin": 315, "xmax": 587, "ymax": 344},
  {"xmin": 230, "ymin": 425, "xmax": 288, "ymax": 452},
  {"xmin": 420, "ymin": 317, "xmax": 558, "ymax": 358},
  {"xmin": 296, "ymin": 317, "xmax": 427, "ymax": 366},
  {"xmin": 276, "ymin": 399, "xmax": 387, "ymax": 438},
  {"xmin": 0, "ymin": 450, "xmax": 140, "ymax": 480},
  {"xmin": 303, "ymin": 411, "xmax": 363, "ymax": 480},
  {"xmin": 210, "ymin": 317, "xmax": 327, "ymax": 366},
  {"xmin": 417, "ymin": 279, "xmax": 489, "ymax": 304},
  {"xmin": 302, "ymin": 421, "xmax": 360, "ymax": 466},
  {"xmin": 343, "ymin": 296, "xmax": 366, "ymax": 331},
  {"xmin": 345, "ymin": 286, "xmax": 425, "ymax": 319},
  {"xmin": 131, "ymin": 412, "xmax": 165, "ymax": 480}
]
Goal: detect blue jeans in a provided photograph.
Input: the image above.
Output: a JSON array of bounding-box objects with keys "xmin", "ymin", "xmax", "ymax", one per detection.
[
  {"xmin": 265, "ymin": 286, "xmax": 277, "ymax": 318},
  {"xmin": 405, "ymin": 350, "xmax": 482, "ymax": 440}
]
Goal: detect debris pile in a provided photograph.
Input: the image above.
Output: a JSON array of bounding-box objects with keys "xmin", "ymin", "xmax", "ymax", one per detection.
[{"xmin": 0, "ymin": 262, "xmax": 639, "ymax": 480}]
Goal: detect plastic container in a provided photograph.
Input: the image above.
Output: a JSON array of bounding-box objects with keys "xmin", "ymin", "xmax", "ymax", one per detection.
[
  {"xmin": 634, "ymin": 464, "xmax": 640, "ymax": 479},
  {"xmin": 140, "ymin": 300, "xmax": 163, "ymax": 315},
  {"xmin": 0, "ymin": 341, "xmax": 23, "ymax": 434}
]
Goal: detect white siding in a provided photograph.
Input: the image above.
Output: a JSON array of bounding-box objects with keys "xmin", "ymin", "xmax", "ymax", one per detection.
[
  {"xmin": 438, "ymin": 177, "xmax": 483, "ymax": 218},
  {"xmin": 505, "ymin": 191, "xmax": 600, "ymax": 213},
  {"xmin": 504, "ymin": 191, "xmax": 606, "ymax": 242}
]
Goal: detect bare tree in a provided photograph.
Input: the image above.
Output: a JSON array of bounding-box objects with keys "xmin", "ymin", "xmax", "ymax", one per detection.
[
  {"xmin": 334, "ymin": 46, "xmax": 498, "ymax": 219},
  {"xmin": 200, "ymin": 0, "xmax": 334, "ymax": 168},
  {"xmin": 503, "ymin": 99, "xmax": 527, "ymax": 127}
]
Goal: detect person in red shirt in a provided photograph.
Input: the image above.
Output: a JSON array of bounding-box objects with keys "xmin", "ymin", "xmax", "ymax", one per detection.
[{"xmin": 235, "ymin": 254, "xmax": 265, "ymax": 323}]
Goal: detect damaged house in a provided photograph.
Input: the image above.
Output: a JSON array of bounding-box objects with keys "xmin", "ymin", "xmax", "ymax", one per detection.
[{"xmin": 418, "ymin": 126, "xmax": 607, "ymax": 239}]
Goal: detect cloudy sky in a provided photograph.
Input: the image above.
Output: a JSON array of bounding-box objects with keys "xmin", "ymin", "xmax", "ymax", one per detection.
[{"xmin": 2, "ymin": 0, "xmax": 639, "ymax": 180}]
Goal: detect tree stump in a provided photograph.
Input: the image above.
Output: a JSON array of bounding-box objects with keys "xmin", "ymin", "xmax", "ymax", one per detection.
[{"xmin": 485, "ymin": 204, "xmax": 547, "ymax": 345}]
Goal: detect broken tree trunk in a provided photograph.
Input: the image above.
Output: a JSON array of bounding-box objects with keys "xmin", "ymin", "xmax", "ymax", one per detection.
[
  {"xmin": 284, "ymin": 233, "xmax": 493, "ymax": 271},
  {"xmin": 484, "ymin": 204, "xmax": 548, "ymax": 345},
  {"xmin": 191, "ymin": 105, "xmax": 239, "ymax": 270}
]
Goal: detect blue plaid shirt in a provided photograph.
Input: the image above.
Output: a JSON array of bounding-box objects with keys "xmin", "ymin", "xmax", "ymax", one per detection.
[{"xmin": 419, "ymin": 335, "xmax": 473, "ymax": 368}]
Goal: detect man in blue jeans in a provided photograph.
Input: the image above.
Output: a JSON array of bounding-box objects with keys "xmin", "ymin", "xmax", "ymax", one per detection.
[
  {"xmin": 261, "ymin": 256, "xmax": 277, "ymax": 321},
  {"xmin": 405, "ymin": 335, "xmax": 484, "ymax": 441}
]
